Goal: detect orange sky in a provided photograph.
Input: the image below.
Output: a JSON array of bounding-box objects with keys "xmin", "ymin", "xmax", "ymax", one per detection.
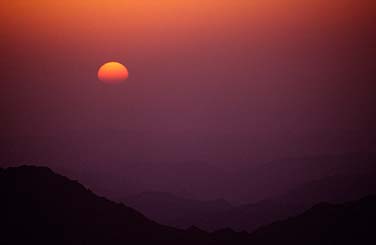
[{"xmin": 2, "ymin": 0, "xmax": 374, "ymax": 53}]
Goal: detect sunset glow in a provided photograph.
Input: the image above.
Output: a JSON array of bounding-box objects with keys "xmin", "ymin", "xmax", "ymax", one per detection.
[
  {"xmin": 1, "ymin": 0, "xmax": 375, "ymax": 214},
  {"xmin": 97, "ymin": 62, "xmax": 129, "ymax": 84}
]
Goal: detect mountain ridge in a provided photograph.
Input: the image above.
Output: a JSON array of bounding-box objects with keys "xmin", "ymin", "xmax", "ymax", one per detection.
[{"xmin": 2, "ymin": 165, "xmax": 376, "ymax": 245}]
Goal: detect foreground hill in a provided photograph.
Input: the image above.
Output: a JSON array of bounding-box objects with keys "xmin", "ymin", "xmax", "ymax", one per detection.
[
  {"xmin": 250, "ymin": 195, "xmax": 376, "ymax": 245},
  {"xmin": 1, "ymin": 166, "xmax": 375, "ymax": 245},
  {"xmin": 0, "ymin": 166, "xmax": 248, "ymax": 245}
]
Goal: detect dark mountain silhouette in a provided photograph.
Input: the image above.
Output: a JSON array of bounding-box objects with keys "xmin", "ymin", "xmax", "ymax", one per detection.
[
  {"xmin": 249, "ymin": 195, "xmax": 376, "ymax": 245},
  {"xmin": 124, "ymin": 191, "xmax": 233, "ymax": 227},
  {"xmin": 1, "ymin": 165, "xmax": 376, "ymax": 245},
  {"xmin": 0, "ymin": 166, "xmax": 248, "ymax": 245}
]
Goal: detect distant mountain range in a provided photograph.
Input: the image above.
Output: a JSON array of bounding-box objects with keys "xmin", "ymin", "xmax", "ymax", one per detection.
[
  {"xmin": 1, "ymin": 166, "xmax": 376, "ymax": 244},
  {"xmin": 125, "ymin": 171, "xmax": 376, "ymax": 232},
  {"xmin": 125, "ymin": 191, "xmax": 233, "ymax": 226},
  {"xmin": 186, "ymin": 172, "xmax": 376, "ymax": 232}
]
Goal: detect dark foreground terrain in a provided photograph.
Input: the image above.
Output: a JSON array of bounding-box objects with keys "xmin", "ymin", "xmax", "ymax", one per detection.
[{"xmin": 1, "ymin": 166, "xmax": 375, "ymax": 244}]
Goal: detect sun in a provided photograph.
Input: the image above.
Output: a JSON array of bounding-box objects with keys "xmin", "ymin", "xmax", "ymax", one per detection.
[{"xmin": 97, "ymin": 61, "xmax": 129, "ymax": 84}]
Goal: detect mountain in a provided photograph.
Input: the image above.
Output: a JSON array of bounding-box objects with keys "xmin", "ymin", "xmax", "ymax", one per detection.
[
  {"xmin": 168, "ymin": 172, "xmax": 376, "ymax": 232},
  {"xmin": 249, "ymin": 196, "xmax": 376, "ymax": 245},
  {"xmin": 229, "ymin": 170, "xmax": 376, "ymax": 232},
  {"xmin": 122, "ymin": 153, "xmax": 376, "ymax": 232},
  {"xmin": 256, "ymin": 172, "xmax": 375, "ymax": 231},
  {"xmin": 0, "ymin": 166, "xmax": 248, "ymax": 245},
  {"xmin": 2, "ymin": 165, "xmax": 375, "ymax": 245},
  {"xmin": 124, "ymin": 191, "xmax": 233, "ymax": 227}
]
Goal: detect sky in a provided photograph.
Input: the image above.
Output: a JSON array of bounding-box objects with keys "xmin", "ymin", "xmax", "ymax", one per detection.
[{"xmin": 1, "ymin": 0, "xmax": 375, "ymax": 203}]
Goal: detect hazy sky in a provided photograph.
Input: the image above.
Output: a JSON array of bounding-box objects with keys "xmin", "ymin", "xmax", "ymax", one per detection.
[{"xmin": 1, "ymin": 0, "xmax": 375, "ymax": 202}]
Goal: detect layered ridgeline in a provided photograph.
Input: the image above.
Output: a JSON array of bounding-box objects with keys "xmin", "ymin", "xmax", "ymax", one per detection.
[
  {"xmin": 0, "ymin": 166, "xmax": 248, "ymax": 245},
  {"xmin": 1, "ymin": 166, "xmax": 375, "ymax": 245},
  {"xmin": 125, "ymin": 154, "xmax": 376, "ymax": 232}
]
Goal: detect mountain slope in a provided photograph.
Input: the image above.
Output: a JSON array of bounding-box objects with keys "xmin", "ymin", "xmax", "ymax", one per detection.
[
  {"xmin": 0, "ymin": 166, "xmax": 246, "ymax": 245},
  {"xmin": 2, "ymin": 165, "xmax": 375, "ymax": 245},
  {"xmin": 250, "ymin": 196, "xmax": 376, "ymax": 245}
]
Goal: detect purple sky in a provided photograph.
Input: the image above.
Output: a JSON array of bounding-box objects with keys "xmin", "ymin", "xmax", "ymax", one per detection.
[{"xmin": 1, "ymin": 0, "xmax": 375, "ymax": 203}]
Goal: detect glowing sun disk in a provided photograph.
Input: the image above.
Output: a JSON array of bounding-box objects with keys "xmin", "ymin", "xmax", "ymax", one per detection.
[{"xmin": 98, "ymin": 61, "xmax": 129, "ymax": 84}]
